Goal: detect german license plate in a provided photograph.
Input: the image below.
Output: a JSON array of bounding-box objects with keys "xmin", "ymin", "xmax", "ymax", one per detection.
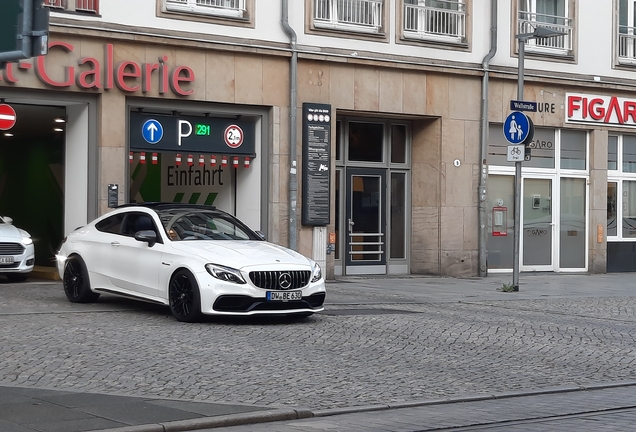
[
  {"xmin": 0, "ymin": 256, "xmax": 14, "ymax": 264},
  {"xmin": 266, "ymin": 291, "xmax": 302, "ymax": 301}
]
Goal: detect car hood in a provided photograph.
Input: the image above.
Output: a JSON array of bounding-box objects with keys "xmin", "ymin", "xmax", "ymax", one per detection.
[
  {"xmin": 168, "ymin": 240, "xmax": 313, "ymax": 269},
  {"xmin": 0, "ymin": 223, "xmax": 24, "ymax": 241}
]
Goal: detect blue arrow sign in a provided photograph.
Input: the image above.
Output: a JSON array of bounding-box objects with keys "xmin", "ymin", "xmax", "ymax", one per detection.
[
  {"xmin": 503, "ymin": 111, "xmax": 530, "ymax": 144},
  {"xmin": 142, "ymin": 119, "xmax": 163, "ymax": 144}
]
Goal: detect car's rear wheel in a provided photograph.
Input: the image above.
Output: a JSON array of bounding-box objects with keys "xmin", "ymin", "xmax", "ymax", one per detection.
[
  {"xmin": 6, "ymin": 273, "xmax": 29, "ymax": 282},
  {"xmin": 63, "ymin": 256, "xmax": 100, "ymax": 303},
  {"xmin": 169, "ymin": 269, "xmax": 202, "ymax": 323}
]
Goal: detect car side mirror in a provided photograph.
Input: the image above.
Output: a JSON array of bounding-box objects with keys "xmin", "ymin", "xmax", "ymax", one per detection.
[
  {"xmin": 255, "ymin": 230, "xmax": 266, "ymax": 241},
  {"xmin": 2, "ymin": 217, "xmax": 13, "ymax": 224},
  {"xmin": 134, "ymin": 230, "xmax": 157, "ymax": 247}
]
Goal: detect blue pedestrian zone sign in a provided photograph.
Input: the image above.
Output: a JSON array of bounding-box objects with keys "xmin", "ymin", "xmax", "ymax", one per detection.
[
  {"xmin": 503, "ymin": 111, "xmax": 530, "ymax": 144},
  {"xmin": 142, "ymin": 119, "xmax": 164, "ymax": 144}
]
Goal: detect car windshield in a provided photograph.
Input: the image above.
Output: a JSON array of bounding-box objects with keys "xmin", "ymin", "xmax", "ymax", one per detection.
[{"xmin": 155, "ymin": 208, "xmax": 261, "ymax": 241}]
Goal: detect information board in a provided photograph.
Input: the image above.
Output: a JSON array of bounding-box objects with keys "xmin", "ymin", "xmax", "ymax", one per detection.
[{"xmin": 302, "ymin": 103, "xmax": 331, "ymax": 226}]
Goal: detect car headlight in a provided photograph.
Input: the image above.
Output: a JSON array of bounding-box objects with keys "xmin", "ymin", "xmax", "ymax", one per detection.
[
  {"xmin": 205, "ymin": 263, "xmax": 246, "ymax": 284},
  {"xmin": 21, "ymin": 237, "xmax": 33, "ymax": 245},
  {"xmin": 311, "ymin": 263, "xmax": 322, "ymax": 283}
]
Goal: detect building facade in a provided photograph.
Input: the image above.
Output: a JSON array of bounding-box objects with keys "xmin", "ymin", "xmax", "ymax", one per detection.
[{"xmin": 0, "ymin": 1, "xmax": 634, "ymax": 278}]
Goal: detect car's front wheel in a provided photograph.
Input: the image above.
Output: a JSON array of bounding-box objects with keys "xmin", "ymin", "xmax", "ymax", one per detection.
[
  {"xmin": 63, "ymin": 256, "xmax": 100, "ymax": 303},
  {"xmin": 169, "ymin": 269, "xmax": 202, "ymax": 323}
]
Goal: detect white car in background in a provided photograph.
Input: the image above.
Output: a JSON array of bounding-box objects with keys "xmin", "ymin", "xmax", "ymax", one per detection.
[
  {"xmin": 0, "ymin": 216, "xmax": 35, "ymax": 282},
  {"xmin": 56, "ymin": 203, "xmax": 326, "ymax": 322}
]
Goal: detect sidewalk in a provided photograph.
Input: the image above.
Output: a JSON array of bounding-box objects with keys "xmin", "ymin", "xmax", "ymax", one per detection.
[{"xmin": 2, "ymin": 272, "xmax": 635, "ymax": 432}]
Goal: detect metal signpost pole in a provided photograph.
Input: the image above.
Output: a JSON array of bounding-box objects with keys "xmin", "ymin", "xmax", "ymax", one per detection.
[{"xmin": 512, "ymin": 37, "xmax": 525, "ymax": 292}]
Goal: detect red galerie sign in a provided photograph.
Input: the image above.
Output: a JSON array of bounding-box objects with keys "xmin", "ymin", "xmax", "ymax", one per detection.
[
  {"xmin": 0, "ymin": 42, "xmax": 195, "ymax": 96},
  {"xmin": 566, "ymin": 93, "xmax": 636, "ymax": 127}
]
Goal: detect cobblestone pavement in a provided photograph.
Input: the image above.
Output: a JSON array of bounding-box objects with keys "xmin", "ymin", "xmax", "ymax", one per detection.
[{"xmin": 1, "ymin": 274, "xmax": 636, "ymax": 415}]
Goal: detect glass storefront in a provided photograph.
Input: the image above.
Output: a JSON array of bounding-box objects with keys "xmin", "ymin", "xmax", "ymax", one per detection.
[{"xmin": 487, "ymin": 125, "xmax": 588, "ymax": 272}]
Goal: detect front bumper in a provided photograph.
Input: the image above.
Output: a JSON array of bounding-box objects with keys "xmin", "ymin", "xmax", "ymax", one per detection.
[
  {"xmin": 196, "ymin": 271, "xmax": 326, "ymax": 316},
  {"xmin": 0, "ymin": 244, "xmax": 35, "ymax": 274}
]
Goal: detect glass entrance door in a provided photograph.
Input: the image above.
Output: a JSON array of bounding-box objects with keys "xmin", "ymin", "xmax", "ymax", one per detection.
[
  {"xmin": 345, "ymin": 168, "xmax": 386, "ymax": 275},
  {"xmin": 522, "ymin": 178, "xmax": 554, "ymax": 271}
]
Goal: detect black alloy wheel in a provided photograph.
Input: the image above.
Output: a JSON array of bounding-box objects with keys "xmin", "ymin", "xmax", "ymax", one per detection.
[
  {"xmin": 169, "ymin": 269, "xmax": 202, "ymax": 323},
  {"xmin": 63, "ymin": 256, "xmax": 100, "ymax": 303}
]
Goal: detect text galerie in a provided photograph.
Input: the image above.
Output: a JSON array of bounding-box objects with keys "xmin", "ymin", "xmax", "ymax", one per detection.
[{"xmin": 1, "ymin": 42, "xmax": 194, "ymax": 96}]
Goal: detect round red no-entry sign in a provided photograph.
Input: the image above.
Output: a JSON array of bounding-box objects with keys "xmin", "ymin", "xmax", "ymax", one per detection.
[{"xmin": 0, "ymin": 104, "xmax": 17, "ymax": 131}]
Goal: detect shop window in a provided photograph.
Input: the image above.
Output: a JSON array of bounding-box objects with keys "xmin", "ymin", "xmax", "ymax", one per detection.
[
  {"xmin": 486, "ymin": 175, "xmax": 514, "ymax": 269},
  {"xmin": 336, "ymin": 120, "xmax": 342, "ymax": 161},
  {"xmin": 517, "ymin": 0, "xmax": 573, "ymax": 57},
  {"xmin": 164, "ymin": 0, "xmax": 247, "ymax": 19},
  {"xmin": 313, "ymin": 0, "xmax": 384, "ymax": 34},
  {"xmin": 624, "ymin": 135, "xmax": 636, "ymax": 172},
  {"xmin": 402, "ymin": 0, "xmax": 466, "ymax": 44},
  {"xmin": 606, "ymin": 134, "xmax": 636, "ymax": 241},
  {"xmin": 390, "ymin": 172, "xmax": 406, "ymax": 259},
  {"xmin": 559, "ymin": 178, "xmax": 585, "ymax": 268},
  {"xmin": 609, "ymin": 135, "xmax": 618, "ymax": 171},
  {"xmin": 618, "ymin": 0, "xmax": 636, "ymax": 65},
  {"xmin": 560, "ymin": 129, "xmax": 586, "ymax": 170},
  {"xmin": 490, "ymin": 125, "xmax": 589, "ymax": 170},
  {"xmin": 623, "ymin": 181, "xmax": 636, "ymax": 238},
  {"xmin": 608, "ymin": 181, "xmax": 618, "ymax": 237}
]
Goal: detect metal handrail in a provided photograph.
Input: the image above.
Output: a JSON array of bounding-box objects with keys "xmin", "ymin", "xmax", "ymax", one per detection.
[
  {"xmin": 518, "ymin": 11, "xmax": 572, "ymax": 53},
  {"xmin": 314, "ymin": 0, "xmax": 383, "ymax": 32},
  {"xmin": 619, "ymin": 26, "xmax": 636, "ymax": 63},
  {"xmin": 403, "ymin": 1, "xmax": 466, "ymax": 41}
]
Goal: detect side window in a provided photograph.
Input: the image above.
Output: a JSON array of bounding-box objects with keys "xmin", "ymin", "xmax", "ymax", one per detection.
[
  {"xmin": 95, "ymin": 214, "xmax": 125, "ymax": 235},
  {"xmin": 121, "ymin": 213, "xmax": 159, "ymax": 238}
]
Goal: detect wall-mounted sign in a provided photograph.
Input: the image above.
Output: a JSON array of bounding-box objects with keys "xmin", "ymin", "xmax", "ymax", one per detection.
[
  {"xmin": 129, "ymin": 112, "xmax": 256, "ymax": 156},
  {"xmin": 567, "ymin": 92, "xmax": 636, "ymax": 127},
  {"xmin": 0, "ymin": 42, "xmax": 195, "ymax": 96},
  {"xmin": 302, "ymin": 103, "xmax": 331, "ymax": 226}
]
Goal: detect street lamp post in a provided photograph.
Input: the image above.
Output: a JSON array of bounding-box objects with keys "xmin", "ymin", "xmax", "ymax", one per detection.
[{"xmin": 512, "ymin": 26, "xmax": 565, "ymax": 292}]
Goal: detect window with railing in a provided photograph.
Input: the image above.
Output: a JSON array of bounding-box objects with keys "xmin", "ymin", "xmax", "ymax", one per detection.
[
  {"xmin": 164, "ymin": 0, "xmax": 246, "ymax": 18},
  {"xmin": 313, "ymin": 0, "xmax": 383, "ymax": 34},
  {"xmin": 618, "ymin": 0, "xmax": 636, "ymax": 64},
  {"xmin": 518, "ymin": 0, "xmax": 572, "ymax": 55},
  {"xmin": 403, "ymin": 0, "xmax": 465, "ymax": 43},
  {"xmin": 76, "ymin": 0, "xmax": 99, "ymax": 13}
]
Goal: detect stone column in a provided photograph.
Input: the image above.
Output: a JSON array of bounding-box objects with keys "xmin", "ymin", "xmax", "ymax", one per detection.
[{"xmin": 588, "ymin": 129, "xmax": 608, "ymax": 273}]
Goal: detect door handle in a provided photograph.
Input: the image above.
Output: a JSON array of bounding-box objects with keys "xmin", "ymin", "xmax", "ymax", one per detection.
[
  {"xmin": 348, "ymin": 218, "xmax": 354, "ymax": 233},
  {"xmin": 111, "ymin": 241, "xmax": 120, "ymax": 247}
]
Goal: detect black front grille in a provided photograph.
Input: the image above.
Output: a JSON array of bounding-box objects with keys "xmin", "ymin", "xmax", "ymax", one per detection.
[
  {"xmin": 213, "ymin": 292, "xmax": 325, "ymax": 313},
  {"xmin": 0, "ymin": 243, "xmax": 24, "ymax": 255},
  {"xmin": 249, "ymin": 270, "xmax": 311, "ymax": 290}
]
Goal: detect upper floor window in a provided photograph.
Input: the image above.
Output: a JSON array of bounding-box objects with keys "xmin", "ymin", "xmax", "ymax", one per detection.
[
  {"xmin": 403, "ymin": 0, "xmax": 466, "ymax": 44},
  {"xmin": 45, "ymin": 0, "xmax": 100, "ymax": 14},
  {"xmin": 313, "ymin": 0, "xmax": 383, "ymax": 34},
  {"xmin": 164, "ymin": 0, "xmax": 246, "ymax": 19},
  {"xmin": 518, "ymin": 0, "xmax": 572, "ymax": 56},
  {"xmin": 618, "ymin": 0, "xmax": 636, "ymax": 65}
]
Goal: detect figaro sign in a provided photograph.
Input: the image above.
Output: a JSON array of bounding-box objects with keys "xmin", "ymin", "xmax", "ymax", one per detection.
[{"xmin": 566, "ymin": 93, "xmax": 636, "ymax": 127}]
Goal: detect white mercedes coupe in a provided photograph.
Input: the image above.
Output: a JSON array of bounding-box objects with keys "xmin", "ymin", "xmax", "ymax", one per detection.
[
  {"xmin": 0, "ymin": 216, "xmax": 35, "ymax": 282},
  {"xmin": 56, "ymin": 203, "xmax": 326, "ymax": 322}
]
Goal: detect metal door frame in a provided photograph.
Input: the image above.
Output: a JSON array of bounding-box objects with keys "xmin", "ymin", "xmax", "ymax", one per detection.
[
  {"xmin": 520, "ymin": 174, "xmax": 556, "ymax": 272},
  {"xmin": 345, "ymin": 167, "xmax": 387, "ymax": 275}
]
